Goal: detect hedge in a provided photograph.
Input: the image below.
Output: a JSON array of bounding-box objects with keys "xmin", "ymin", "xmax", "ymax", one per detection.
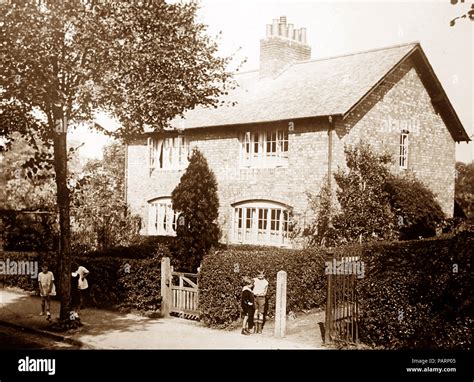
[
  {"xmin": 79, "ymin": 236, "xmax": 174, "ymax": 259},
  {"xmin": 0, "ymin": 245, "xmax": 167, "ymax": 313},
  {"xmin": 336, "ymin": 232, "xmax": 472, "ymax": 350},
  {"xmin": 199, "ymin": 245, "xmax": 327, "ymax": 328},
  {"xmin": 199, "ymin": 233, "xmax": 472, "ymax": 350}
]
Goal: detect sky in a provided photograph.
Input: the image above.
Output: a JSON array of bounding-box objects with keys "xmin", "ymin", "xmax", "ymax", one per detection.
[{"xmin": 70, "ymin": 0, "xmax": 473, "ymax": 162}]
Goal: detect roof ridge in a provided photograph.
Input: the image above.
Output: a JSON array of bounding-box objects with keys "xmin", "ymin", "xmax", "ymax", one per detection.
[
  {"xmin": 233, "ymin": 42, "xmax": 420, "ymax": 78},
  {"xmin": 290, "ymin": 41, "xmax": 420, "ymax": 66}
]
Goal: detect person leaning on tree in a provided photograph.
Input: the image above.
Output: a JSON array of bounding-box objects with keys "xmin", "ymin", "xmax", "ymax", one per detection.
[{"xmin": 253, "ymin": 270, "xmax": 268, "ymax": 334}]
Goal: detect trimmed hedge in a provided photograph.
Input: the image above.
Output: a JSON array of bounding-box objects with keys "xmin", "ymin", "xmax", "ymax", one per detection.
[
  {"xmin": 199, "ymin": 245, "xmax": 327, "ymax": 328},
  {"xmin": 80, "ymin": 237, "xmax": 173, "ymax": 259},
  {"xmin": 337, "ymin": 232, "xmax": 472, "ymax": 350},
  {"xmin": 200, "ymin": 233, "xmax": 472, "ymax": 350},
  {"xmin": 0, "ymin": 249, "xmax": 165, "ymax": 313}
]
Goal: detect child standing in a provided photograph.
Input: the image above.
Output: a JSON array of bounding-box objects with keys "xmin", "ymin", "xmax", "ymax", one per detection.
[
  {"xmin": 253, "ymin": 270, "xmax": 268, "ymax": 334},
  {"xmin": 38, "ymin": 264, "xmax": 55, "ymax": 321},
  {"xmin": 72, "ymin": 263, "xmax": 89, "ymax": 310},
  {"xmin": 241, "ymin": 276, "xmax": 255, "ymax": 335}
]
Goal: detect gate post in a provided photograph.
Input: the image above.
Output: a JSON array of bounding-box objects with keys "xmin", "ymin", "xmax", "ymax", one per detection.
[
  {"xmin": 325, "ymin": 251, "xmax": 334, "ymax": 344},
  {"xmin": 274, "ymin": 270, "xmax": 287, "ymax": 338},
  {"xmin": 161, "ymin": 257, "xmax": 172, "ymax": 317}
]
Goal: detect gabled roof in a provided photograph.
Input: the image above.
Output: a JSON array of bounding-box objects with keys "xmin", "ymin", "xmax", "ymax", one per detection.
[{"xmin": 170, "ymin": 42, "xmax": 469, "ymax": 142}]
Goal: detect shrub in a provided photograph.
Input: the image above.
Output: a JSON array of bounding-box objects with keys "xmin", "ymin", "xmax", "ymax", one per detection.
[
  {"xmin": 171, "ymin": 148, "xmax": 220, "ymax": 271},
  {"xmin": 81, "ymin": 238, "xmax": 172, "ymax": 259},
  {"xmin": 1, "ymin": 212, "xmax": 58, "ymax": 252},
  {"xmin": 309, "ymin": 143, "xmax": 448, "ymax": 244},
  {"xmin": 386, "ymin": 173, "xmax": 445, "ymax": 239},
  {"xmin": 342, "ymin": 232, "xmax": 473, "ymax": 349},
  {"xmin": 0, "ymin": 248, "xmax": 166, "ymax": 313},
  {"xmin": 332, "ymin": 143, "xmax": 397, "ymax": 244},
  {"xmin": 199, "ymin": 245, "xmax": 327, "ymax": 328}
]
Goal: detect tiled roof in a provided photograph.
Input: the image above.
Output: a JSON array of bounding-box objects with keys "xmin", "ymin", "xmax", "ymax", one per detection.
[{"xmin": 171, "ymin": 42, "xmax": 418, "ymax": 129}]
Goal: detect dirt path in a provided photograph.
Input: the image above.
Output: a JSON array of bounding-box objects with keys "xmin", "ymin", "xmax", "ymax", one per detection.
[{"xmin": 0, "ymin": 288, "xmax": 324, "ymax": 349}]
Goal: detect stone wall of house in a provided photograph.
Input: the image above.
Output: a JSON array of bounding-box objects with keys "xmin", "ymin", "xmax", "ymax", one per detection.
[
  {"xmin": 333, "ymin": 57, "xmax": 456, "ymax": 217},
  {"xmin": 127, "ymin": 57, "xmax": 457, "ymax": 246},
  {"xmin": 126, "ymin": 119, "xmax": 332, "ymax": 244}
]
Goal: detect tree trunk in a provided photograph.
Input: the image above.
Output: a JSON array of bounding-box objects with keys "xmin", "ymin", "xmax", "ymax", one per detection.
[{"xmin": 53, "ymin": 129, "xmax": 71, "ymax": 321}]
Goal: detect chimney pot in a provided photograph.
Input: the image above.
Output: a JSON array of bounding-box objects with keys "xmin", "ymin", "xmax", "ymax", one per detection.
[
  {"xmin": 266, "ymin": 24, "xmax": 272, "ymax": 37},
  {"xmin": 280, "ymin": 22, "xmax": 288, "ymax": 38},
  {"xmin": 260, "ymin": 17, "xmax": 311, "ymax": 79},
  {"xmin": 300, "ymin": 28, "xmax": 307, "ymax": 44},
  {"xmin": 287, "ymin": 23, "xmax": 294, "ymax": 40},
  {"xmin": 292, "ymin": 29, "xmax": 299, "ymax": 42},
  {"xmin": 272, "ymin": 19, "xmax": 279, "ymax": 35}
]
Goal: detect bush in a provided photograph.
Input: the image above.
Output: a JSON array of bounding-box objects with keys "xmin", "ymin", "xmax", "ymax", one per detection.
[
  {"xmin": 199, "ymin": 245, "xmax": 327, "ymax": 328},
  {"xmin": 386, "ymin": 173, "xmax": 445, "ymax": 239},
  {"xmin": 171, "ymin": 148, "xmax": 220, "ymax": 271},
  {"xmin": 81, "ymin": 238, "xmax": 172, "ymax": 259},
  {"xmin": 310, "ymin": 143, "xmax": 447, "ymax": 245},
  {"xmin": 342, "ymin": 232, "xmax": 472, "ymax": 349},
  {"xmin": 1, "ymin": 211, "xmax": 58, "ymax": 252},
  {"xmin": 0, "ymin": 246, "xmax": 167, "ymax": 313}
]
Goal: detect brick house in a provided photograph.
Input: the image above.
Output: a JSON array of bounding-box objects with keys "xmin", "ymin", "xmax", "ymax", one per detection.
[{"xmin": 125, "ymin": 16, "xmax": 470, "ymax": 247}]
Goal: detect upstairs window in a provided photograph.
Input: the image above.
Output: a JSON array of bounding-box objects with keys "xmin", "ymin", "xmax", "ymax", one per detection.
[
  {"xmin": 148, "ymin": 135, "xmax": 189, "ymax": 172},
  {"xmin": 232, "ymin": 201, "xmax": 291, "ymax": 246},
  {"xmin": 148, "ymin": 197, "xmax": 178, "ymax": 236},
  {"xmin": 240, "ymin": 129, "xmax": 288, "ymax": 167},
  {"xmin": 399, "ymin": 132, "xmax": 408, "ymax": 169}
]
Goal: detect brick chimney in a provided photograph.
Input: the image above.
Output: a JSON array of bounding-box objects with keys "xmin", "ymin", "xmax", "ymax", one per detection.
[{"xmin": 260, "ymin": 16, "xmax": 311, "ymax": 79}]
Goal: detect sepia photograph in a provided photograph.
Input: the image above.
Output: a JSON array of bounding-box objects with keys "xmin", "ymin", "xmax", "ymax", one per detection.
[{"xmin": 0, "ymin": 0, "xmax": 472, "ymax": 379}]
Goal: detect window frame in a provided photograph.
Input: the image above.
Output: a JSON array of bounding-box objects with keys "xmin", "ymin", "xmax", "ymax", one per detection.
[
  {"xmin": 399, "ymin": 131, "xmax": 409, "ymax": 170},
  {"xmin": 232, "ymin": 200, "xmax": 291, "ymax": 246},
  {"xmin": 148, "ymin": 197, "xmax": 178, "ymax": 236},
  {"xmin": 147, "ymin": 135, "xmax": 189, "ymax": 173},
  {"xmin": 239, "ymin": 129, "xmax": 289, "ymax": 168}
]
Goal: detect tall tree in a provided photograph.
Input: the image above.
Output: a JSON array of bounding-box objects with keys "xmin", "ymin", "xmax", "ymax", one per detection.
[
  {"xmin": 1, "ymin": 1, "xmax": 233, "ymax": 321},
  {"xmin": 171, "ymin": 149, "xmax": 220, "ymax": 271},
  {"xmin": 71, "ymin": 142, "xmax": 141, "ymax": 253}
]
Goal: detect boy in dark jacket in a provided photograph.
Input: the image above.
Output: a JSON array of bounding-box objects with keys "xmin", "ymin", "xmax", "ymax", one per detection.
[{"xmin": 241, "ymin": 276, "xmax": 255, "ymax": 335}]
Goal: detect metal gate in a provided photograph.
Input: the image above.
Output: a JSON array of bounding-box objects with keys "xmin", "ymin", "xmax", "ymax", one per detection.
[
  {"xmin": 325, "ymin": 252, "xmax": 360, "ymax": 344},
  {"xmin": 170, "ymin": 270, "xmax": 199, "ymax": 320}
]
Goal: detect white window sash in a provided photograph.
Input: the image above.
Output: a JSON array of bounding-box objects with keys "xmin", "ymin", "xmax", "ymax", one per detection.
[
  {"xmin": 147, "ymin": 137, "xmax": 154, "ymax": 171},
  {"xmin": 399, "ymin": 133, "xmax": 408, "ymax": 169},
  {"xmin": 241, "ymin": 132, "xmax": 251, "ymax": 166},
  {"xmin": 240, "ymin": 129, "xmax": 288, "ymax": 168},
  {"xmin": 233, "ymin": 205, "xmax": 289, "ymax": 245}
]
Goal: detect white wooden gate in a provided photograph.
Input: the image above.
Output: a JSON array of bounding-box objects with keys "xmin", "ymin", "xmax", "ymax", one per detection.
[
  {"xmin": 161, "ymin": 257, "xmax": 199, "ymax": 320},
  {"xmin": 170, "ymin": 271, "xmax": 199, "ymax": 320}
]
